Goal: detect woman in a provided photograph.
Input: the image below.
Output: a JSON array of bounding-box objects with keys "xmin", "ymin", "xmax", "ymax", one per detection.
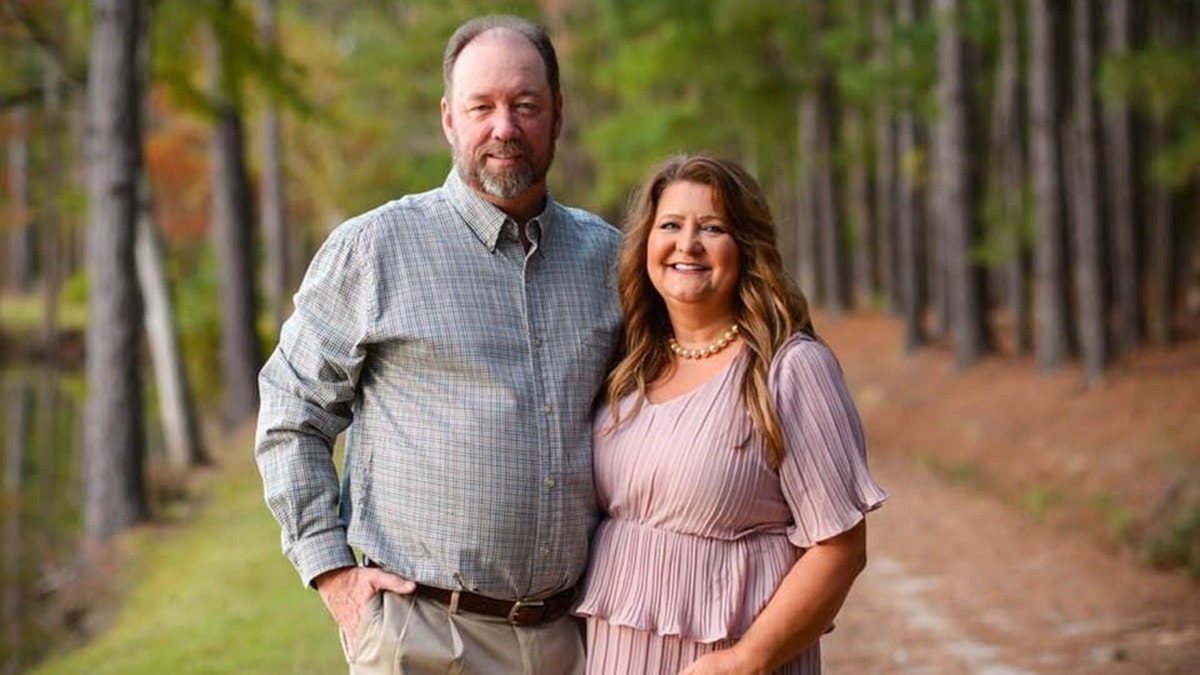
[{"xmin": 575, "ymin": 155, "xmax": 888, "ymax": 674}]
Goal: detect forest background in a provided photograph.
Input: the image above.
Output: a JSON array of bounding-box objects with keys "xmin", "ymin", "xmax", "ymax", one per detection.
[{"xmin": 1, "ymin": 0, "xmax": 1198, "ymax": 672}]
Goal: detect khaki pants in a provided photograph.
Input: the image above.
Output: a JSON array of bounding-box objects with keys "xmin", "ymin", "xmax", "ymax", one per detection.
[{"xmin": 342, "ymin": 591, "xmax": 585, "ymax": 675}]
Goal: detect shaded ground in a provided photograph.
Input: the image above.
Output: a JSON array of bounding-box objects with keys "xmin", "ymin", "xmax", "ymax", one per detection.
[{"xmin": 819, "ymin": 313, "xmax": 1200, "ymax": 673}]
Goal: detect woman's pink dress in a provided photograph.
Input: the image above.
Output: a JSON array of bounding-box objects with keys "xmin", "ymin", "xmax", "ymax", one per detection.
[{"xmin": 576, "ymin": 334, "xmax": 888, "ymax": 674}]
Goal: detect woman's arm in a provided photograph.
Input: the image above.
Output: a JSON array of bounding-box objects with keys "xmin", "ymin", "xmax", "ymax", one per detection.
[{"xmin": 680, "ymin": 520, "xmax": 868, "ymax": 675}]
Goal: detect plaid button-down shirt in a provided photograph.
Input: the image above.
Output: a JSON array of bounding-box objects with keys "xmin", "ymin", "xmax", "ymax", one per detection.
[{"xmin": 255, "ymin": 170, "xmax": 622, "ymax": 599}]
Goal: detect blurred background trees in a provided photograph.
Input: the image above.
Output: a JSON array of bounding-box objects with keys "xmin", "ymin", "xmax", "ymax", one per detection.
[
  {"xmin": 0, "ymin": 0, "xmax": 1195, "ymax": 519},
  {"xmin": 0, "ymin": 0, "xmax": 1198, "ymax": 667}
]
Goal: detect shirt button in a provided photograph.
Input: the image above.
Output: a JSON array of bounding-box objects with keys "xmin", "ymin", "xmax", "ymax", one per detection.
[
  {"xmin": 539, "ymin": 546, "xmax": 551, "ymax": 557},
  {"xmin": 532, "ymin": 337, "xmax": 541, "ymax": 348},
  {"xmin": 541, "ymin": 404, "xmax": 552, "ymax": 415},
  {"xmin": 544, "ymin": 477, "xmax": 556, "ymax": 489}
]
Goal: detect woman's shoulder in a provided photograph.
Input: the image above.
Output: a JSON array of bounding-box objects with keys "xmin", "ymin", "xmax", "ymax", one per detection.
[{"xmin": 767, "ymin": 332, "xmax": 844, "ymax": 391}]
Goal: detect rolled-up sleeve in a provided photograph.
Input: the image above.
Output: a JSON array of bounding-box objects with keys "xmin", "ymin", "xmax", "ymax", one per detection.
[{"xmin": 254, "ymin": 221, "xmax": 377, "ymax": 586}]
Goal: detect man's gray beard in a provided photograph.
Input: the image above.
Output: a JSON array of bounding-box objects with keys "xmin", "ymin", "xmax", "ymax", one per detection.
[
  {"xmin": 471, "ymin": 160, "xmax": 536, "ymax": 200},
  {"xmin": 452, "ymin": 139, "xmax": 554, "ymax": 201}
]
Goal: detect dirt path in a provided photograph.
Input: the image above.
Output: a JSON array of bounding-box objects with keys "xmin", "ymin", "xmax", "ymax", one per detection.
[
  {"xmin": 813, "ymin": 315, "xmax": 1200, "ymax": 674},
  {"xmin": 824, "ymin": 453, "xmax": 1200, "ymax": 673}
]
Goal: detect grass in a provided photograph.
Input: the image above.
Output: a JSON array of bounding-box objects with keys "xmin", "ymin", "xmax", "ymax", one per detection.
[
  {"xmin": 1020, "ymin": 485, "xmax": 1063, "ymax": 522},
  {"xmin": 31, "ymin": 431, "xmax": 345, "ymax": 675},
  {"xmin": 0, "ymin": 291, "xmax": 88, "ymax": 333}
]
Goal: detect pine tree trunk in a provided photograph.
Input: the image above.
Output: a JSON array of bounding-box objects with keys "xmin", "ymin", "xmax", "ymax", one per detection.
[
  {"xmin": 1068, "ymin": 0, "xmax": 1108, "ymax": 385},
  {"xmin": 2, "ymin": 381, "xmax": 28, "ymax": 672},
  {"xmin": 897, "ymin": 0, "xmax": 926, "ymax": 351},
  {"xmin": 41, "ymin": 58, "xmax": 65, "ymax": 350},
  {"xmin": 133, "ymin": 1, "xmax": 207, "ymax": 471},
  {"xmin": 1147, "ymin": 119, "xmax": 1174, "ymax": 345},
  {"xmin": 848, "ymin": 109, "xmax": 875, "ymax": 308},
  {"xmin": 137, "ymin": 176, "xmax": 209, "ymax": 469},
  {"xmin": 815, "ymin": 62, "xmax": 848, "ymax": 316},
  {"xmin": 873, "ymin": 4, "xmax": 897, "ymax": 314},
  {"xmin": 796, "ymin": 96, "xmax": 822, "ymax": 298},
  {"xmin": 934, "ymin": 0, "xmax": 988, "ymax": 367},
  {"xmin": 1029, "ymin": 0, "xmax": 1072, "ymax": 370},
  {"xmin": 1103, "ymin": 0, "xmax": 1140, "ymax": 355},
  {"xmin": 84, "ymin": 0, "xmax": 147, "ymax": 541},
  {"xmin": 989, "ymin": 0, "xmax": 1031, "ymax": 355},
  {"xmin": 6, "ymin": 106, "xmax": 33, "ymax": 293},
  {"xmin": 257, "ymin": 0, "xmax": 290, "ymax": 332},
  {"xmin": 209, "ymin": 4, "xmax": 263, "ymax": 425}
]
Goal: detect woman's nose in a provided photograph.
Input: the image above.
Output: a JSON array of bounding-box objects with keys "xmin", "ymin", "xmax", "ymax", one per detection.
[{"xmin": 676, "ymin": 231, "xmax": 702, "ymax": 253}]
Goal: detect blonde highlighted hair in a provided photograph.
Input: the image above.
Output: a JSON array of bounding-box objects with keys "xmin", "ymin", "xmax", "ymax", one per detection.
[{"xmin": 605, "ymin": 154, "xmax": 816, "ymax": 469}]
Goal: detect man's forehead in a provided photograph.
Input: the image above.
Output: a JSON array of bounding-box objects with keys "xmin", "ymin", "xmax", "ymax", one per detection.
[{"xmin": 450, "ymin": 29, "xmax": 547, "ymax": 91}]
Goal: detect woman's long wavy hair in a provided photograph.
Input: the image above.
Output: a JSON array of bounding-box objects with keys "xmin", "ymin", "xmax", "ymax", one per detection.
[{"xmin": 604, "ymin": 154, "xmax": 817, "ymax": 469}]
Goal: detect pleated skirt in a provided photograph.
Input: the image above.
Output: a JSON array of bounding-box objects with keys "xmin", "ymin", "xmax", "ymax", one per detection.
[{"xmin": 585, "ymin": 618, "xmax": 821, "ymax": 674}]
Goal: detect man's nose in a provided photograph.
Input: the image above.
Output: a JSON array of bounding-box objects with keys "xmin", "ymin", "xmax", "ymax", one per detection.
[{"xmin": 491, "ymin": 108, "xmax": 519, "ymax": 140}]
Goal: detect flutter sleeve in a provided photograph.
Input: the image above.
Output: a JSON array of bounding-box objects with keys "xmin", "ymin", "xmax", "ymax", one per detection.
[{"xmin": 769, "ymin": 334, "xmax": 889, "ymax": 548}]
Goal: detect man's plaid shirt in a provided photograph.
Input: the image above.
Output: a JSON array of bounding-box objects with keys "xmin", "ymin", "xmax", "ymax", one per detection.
[{"xmin": 255, "ymin": 170, "xmax": 622, "ymax": 599}]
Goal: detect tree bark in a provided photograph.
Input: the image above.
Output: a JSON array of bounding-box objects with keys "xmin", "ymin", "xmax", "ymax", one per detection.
[
  {"xmin": 847, "ymin": 109, "xmax": 875, "ymax": 308},
  {"xmin": 83, "ymin": 0, "xmax": 147, "ymax": 541},
  {"xmin": 1147, "ymin": 119, "xmax": 1174, "ymax": 345},
  {"xmin": 41, "ymin": 55, "xmax": 65, "ymax": 350},
  {"xmin": 3, "ymin": 381, "xmax": 29, "ymax": 674},
  {"xmin": 991, "ymin": 0, "xmax": 1031, "ymax": 355},
  {"xmin": 934, "ymin": 0, "xmax": 989, "ymax": 367},
  {"xmin": 897, "ymin": 0, "xmax": 926, "ymax": 351},
  {"xmin": 796, "ymin": 96, "xmax": 822, "ymax": 299},
  {"xmin": 6, "ymin": 106, "xmax": 33, "ymax": 293},
  {"xmin": 1068, "ymin": 0, "xmax": 1108, "ymax": 385},
  {"xmin": 137, "ymin": 176, "xmax": 209, "ymax": 470},
  {"xmin": 256, "ymin": 0, "xmax": 290, "ymax": 332},
  {"xmin": 1028, "ymin": 0, "xmax": 1072, "ymax": 370},
  {"xmin": 873, "ymin": 4, "xmax": 897, "ymax": 314},
  {"xmin": 133, "ymin": 2, "xmax": 207, "ymax": 470},
  {"xmin": 209, "ymin": 2, "xmax": 263, "ymax": 425},
  {"xmin": 814, "ymin": 41, "xmax": 849, "ymax": 315},
  {"xmin": 1102, "ymin": 0, "xmax": 1140, "ymax": 356}
]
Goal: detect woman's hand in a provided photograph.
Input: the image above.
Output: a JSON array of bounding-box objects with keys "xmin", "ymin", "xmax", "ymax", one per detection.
[{"xmin": 679, "ymin": 646, "xmax": 767, "ymax": 675}]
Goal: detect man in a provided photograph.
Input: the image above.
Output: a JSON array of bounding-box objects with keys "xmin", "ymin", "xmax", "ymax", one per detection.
[{"xmin": 254, "ymin": 15, "xmax": 621, "ymax": 674}]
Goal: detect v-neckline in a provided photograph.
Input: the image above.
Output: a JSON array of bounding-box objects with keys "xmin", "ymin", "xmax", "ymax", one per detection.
[{"xmin": 643, "ymin": 345, "xmax": 746, "ymax": 408}]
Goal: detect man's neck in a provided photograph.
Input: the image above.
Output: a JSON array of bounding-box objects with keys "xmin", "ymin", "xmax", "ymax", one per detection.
[{"xmin": 482, "ymin": 184, "xmax": 548, "ymax": 226}]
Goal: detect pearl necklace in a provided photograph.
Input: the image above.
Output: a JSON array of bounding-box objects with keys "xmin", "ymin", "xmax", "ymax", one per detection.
[{"xmin": 668, "ymin": 324, "xmax": 739, "ymax": 359}]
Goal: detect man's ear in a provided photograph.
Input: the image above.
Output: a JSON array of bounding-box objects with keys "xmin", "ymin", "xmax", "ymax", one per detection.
[
  {"xmin": 552, "ymin": 93, "xmax": 564, "ymax": 141},
  {"xmin": 441, "ymin": 96, "xmax": 455, "ymax": 146}
]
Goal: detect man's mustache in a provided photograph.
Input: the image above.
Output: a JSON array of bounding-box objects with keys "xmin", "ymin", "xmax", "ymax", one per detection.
[{"xmin": 476, "ymin": 140, "xmax": 530, "ymax": 162}]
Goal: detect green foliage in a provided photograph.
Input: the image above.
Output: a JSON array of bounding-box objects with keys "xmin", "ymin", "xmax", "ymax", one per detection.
[
  {"xmin": 1141, "ymin": 502, "xmax": 1200, "ymax": 580},
  {"xmin": 1100, "ymin": 45, "xmax": 1200, "ymax": 189},
  {"xmin": 1089, "ymin": 492, "xmax": 1137, "ymax": 543},
  {"xmin": 152, "ymin": 0, "xmax": 316, "ymax": 123},
  {"xmin": 974, "ymin": 181, "xmax": 1034, "ymax": 268},
  {"xmin": 1021, "ymin": 484, "xmax": 1062, "ymax": 522},
  {"xmin": 60, "ymin": 269, "xmax": 88, "ymax": 306},
  {"xmin": 167, "ymin": 243, "xmax": 224, "ymax": 404},
  {"xmin": 30, "ymin": 434, "xmax": 344, "ymax": 675}
]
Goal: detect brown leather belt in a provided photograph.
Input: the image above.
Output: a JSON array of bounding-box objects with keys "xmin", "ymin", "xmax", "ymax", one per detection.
[{"xmin": 413, "ymin": 583, "xmax": 578, "ymax": 627}]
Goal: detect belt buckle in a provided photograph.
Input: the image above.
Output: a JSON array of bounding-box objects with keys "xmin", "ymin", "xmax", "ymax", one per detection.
[{"xmin": 506, "ymin": 599, "xmax": 544, "ymax": 625}]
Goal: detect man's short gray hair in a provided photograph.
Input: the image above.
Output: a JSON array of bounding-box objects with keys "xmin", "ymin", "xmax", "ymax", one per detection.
[{"xmin": 442, "ymin": 15, "xmax": 561, "ymax": 103}]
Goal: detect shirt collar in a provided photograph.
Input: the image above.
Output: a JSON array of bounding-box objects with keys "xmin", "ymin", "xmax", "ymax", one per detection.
[{"xmin": 443, "ymin": 168, "xmax": 556, "ymax": 252}]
